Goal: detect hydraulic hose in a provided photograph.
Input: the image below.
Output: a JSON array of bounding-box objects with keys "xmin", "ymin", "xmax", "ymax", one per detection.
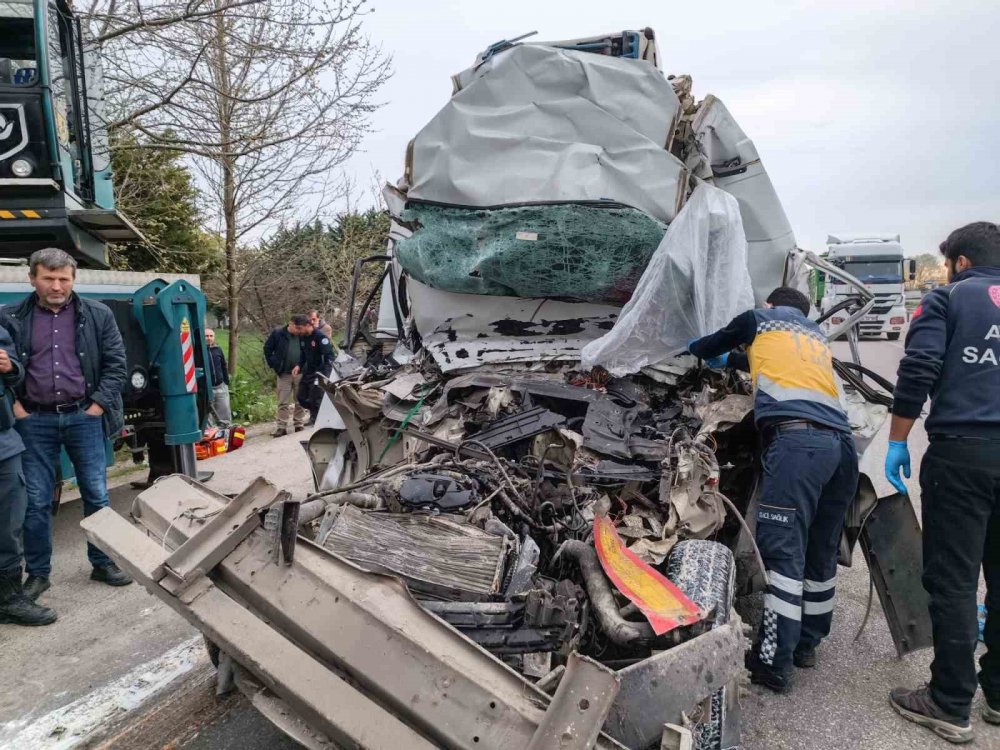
[{"xmin": 555, "ymin": 540, "xmax": 655, "ymax": 646}]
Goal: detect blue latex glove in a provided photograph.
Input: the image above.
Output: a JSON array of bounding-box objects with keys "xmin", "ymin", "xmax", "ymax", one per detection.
[
  {"xmin": 705, "ymin": 352, "xmax": 729, "ymax": 369},
  {"xmin": 885, "ymin": 440, "xmax": 911, "ymax": 495},
  {"xmin": 687, "ymin": 338, "xmax": 700, "ymax": 355}
]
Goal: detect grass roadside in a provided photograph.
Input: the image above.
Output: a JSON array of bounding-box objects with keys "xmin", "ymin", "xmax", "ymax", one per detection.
[{"xmin": 212, "ymin": 329, "xmax": 277, "ymax": 424}]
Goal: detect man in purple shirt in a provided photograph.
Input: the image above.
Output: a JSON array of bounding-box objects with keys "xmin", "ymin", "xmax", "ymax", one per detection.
[{"xmin": 0, "ymin": 248, "xmax": 129, "ymax": 601}]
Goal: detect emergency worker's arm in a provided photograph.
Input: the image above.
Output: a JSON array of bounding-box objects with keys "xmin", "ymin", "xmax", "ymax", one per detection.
[
  {"xmin": 688, "ymin": 311, "xmax": 756, "ymax": 361},
  {"xmin": 727, "ymin": 351, "xmax": 750, "ymax": 372},
  {"xmin": 890, "ymin": 289, "xmax": 949, "ymax": 441}
]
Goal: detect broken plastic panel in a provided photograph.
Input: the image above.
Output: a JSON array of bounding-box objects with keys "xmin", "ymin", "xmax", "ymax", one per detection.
[{"xmin": 581, "ymin": 184, "xmax": 756, "ymax": 376}]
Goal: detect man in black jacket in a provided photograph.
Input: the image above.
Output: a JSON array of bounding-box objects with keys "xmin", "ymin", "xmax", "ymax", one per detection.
[
  {"xmin": 263, "ymin": 314, "xmax": 312, "ymax": 437},
  {"xmin": 0, "ymin": 325, "xmax": 56, "ymax": 626},
  {"xmin": 887, "ymin": 222, "xmax": 1000, "ymax": 744},
  {"xmin": 204, "ymin": 329, "xmax": 231, "ymax": 425},
  {"xmin": 297, "ymin": 324, "xmax": 335, "ymax": 425},
  {"xmin": 0, "ymin": 248, "xmax": 130, "ymax": 601}
]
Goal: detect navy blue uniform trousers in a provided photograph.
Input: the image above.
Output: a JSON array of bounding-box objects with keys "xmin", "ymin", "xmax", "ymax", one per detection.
[
  {"xmin": 755, "ymin": 426, "xmax": 859, "ymax": 674},
  {"xmin": 921, "ymin": 438, "xmax": 1000, "ymax": 720}
]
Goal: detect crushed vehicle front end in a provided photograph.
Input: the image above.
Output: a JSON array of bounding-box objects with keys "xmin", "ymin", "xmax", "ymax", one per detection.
[{"xmin": 82, "ymin": 28, "xmax": 908, "ymax": 750}]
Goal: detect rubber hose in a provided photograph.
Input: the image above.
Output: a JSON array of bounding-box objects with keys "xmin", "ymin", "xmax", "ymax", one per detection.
[{"xmin": 557, "ymin": 540, "xmax": 655, "ymax": 646}]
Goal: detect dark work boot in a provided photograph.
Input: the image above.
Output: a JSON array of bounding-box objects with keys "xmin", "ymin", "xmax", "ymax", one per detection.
[
  {"xmin": 793, "ymin": 644, "xmax": 817, "ymax": 668},
  {"xmin": 23, "ymin": 575, "xmax": 50, "ymax": 601},
  {"xmin": 890, "ymin": 685, "xmax": 973, "ymax": 744},
  {"xmin": 746, "ymin": 649, "xmax": 790, "ymax": 694},
  {"xmin": 91, "ymin": 563, "xmax": 133, "ymax": 587},
  {"xmin": 0, "ymin": 570, "xmax": 57, "ymax": 626}
]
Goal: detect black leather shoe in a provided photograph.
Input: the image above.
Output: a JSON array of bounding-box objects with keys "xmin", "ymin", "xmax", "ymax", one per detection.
[
  {"xmin": 90, "ymin": 563, "xmax": 133, "ymax": 587},
  {"xmin": 23, "ymin": 575, "xmax": 50, "ymax": 601},
  {"xmin": 793, "ymin": 645, "xmax": 817, "ymax": 668},
  {"xmin": 746, "ymin": 650, "xmax": 791, "ymax": 694},
  {"xmin": 0, "ymin": 571, "xmax": 57, "ymax": 626}
]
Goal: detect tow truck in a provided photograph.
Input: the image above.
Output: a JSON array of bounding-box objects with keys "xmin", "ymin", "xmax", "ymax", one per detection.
[{"xmin": 0, "ymin": 0, "xmax": 228, "ymax": 483}]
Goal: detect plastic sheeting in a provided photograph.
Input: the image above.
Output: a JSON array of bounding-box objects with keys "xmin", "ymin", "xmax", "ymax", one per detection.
[
  {"xmin": 407, "ymin": 44, "xmax": 687, "ymax": 224},
  {"xmin": 581, "ymin": 184, "xmax": 755, "ymax": 376},
  {"xmin": 395, "ymin": 203, "xmax": 667, "ymax": 303}
]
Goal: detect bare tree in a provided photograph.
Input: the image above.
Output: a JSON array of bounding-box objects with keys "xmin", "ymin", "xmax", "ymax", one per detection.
[{"xmin": 84, "ymin": 0, "xmax": 391, "ymax": 371}]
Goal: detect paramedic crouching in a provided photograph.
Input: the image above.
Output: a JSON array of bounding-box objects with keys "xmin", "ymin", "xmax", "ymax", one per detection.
[{"xmin": 688, "ymin": 286, "xmax": 858, "ymax": 694}]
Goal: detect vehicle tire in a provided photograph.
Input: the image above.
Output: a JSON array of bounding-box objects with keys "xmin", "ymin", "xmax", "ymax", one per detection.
[
  {"xmin": 887, "ymin": 333, "xmax": 901, "ymax": 341},
  {"xmin": 667, "ymin": 540, "xmax": 739, "ymax": 750}
]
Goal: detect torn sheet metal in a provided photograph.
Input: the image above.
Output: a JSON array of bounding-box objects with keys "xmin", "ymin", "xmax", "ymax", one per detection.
[
  {"xmin": 859, "ymin": 492, "xmax": 933, "ymax": 656},
  {"xmin": 409, "ymin": 43, "xmax": 686, "ymax": 224},
  {"xmin": 409, "ymin": 277, "xmax": 621, "ymax": 371},
  {"xmin": 605, "ymin": 620, "xmax": 746, "ymax": 749},
  {"xmin": 593, "ymin": 516, "xmax": 701, "ymax": 635}
]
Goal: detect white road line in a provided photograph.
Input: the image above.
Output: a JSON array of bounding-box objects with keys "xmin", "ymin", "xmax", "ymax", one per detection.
[{"xmin": 0, "ymin": 636, "xmax": 205, "ymax": 750}]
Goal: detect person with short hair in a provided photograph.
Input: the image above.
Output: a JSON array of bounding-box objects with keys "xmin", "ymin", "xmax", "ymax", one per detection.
[
  {"xmin": 0, "ymin": 247, "xmax": 131, "ymax": 601},
  {"xmin": 263, "ymin": 314, "xmax": 313, "ymax": 437},
  {"xmin": 204, "ymin": 329, "xmax": 232, "ymax": 425},
  {"xmin": 887, "ymin": 222, "xmax": 1000, "ymax": 744},
  {"xmin": 309, "ymin": 309, "xmax": 328, "ymax": 331},
  {"xmin": 297, "ymin": 323, "xmax": 335, "ymax": 425},
  {"xmin": 689, "ymin": 286, "xmax": 858, "ymax": 694}
]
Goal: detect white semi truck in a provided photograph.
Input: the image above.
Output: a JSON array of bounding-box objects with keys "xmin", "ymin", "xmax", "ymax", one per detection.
[{"xmin": 822, "ymin": 234, "xmax": 917, "ymax": 340}]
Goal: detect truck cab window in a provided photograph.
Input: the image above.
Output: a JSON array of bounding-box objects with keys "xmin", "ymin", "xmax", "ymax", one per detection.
[{"xmin": 0, "ymin": 12, "xmax": 38, "ymax": 87}]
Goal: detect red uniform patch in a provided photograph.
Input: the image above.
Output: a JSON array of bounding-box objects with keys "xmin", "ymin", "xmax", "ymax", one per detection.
[{"xmin": 990, "ymin": 286, "xmax": 1000, "ymax": 308}]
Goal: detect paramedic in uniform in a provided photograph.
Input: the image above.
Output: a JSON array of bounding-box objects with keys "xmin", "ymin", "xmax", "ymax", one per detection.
[
  {"xmin": 887, "ymin": 222, "xmax": 1000, "ymax": 745},
  {"xmin": 689, "ymin": 286, "xmax": 858, "ymax": 694}
]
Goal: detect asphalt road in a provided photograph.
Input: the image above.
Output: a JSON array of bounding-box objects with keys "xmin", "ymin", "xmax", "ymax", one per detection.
[{"xmin": 4, "ymin": 339, "xmax": 996, "ymax": 750}]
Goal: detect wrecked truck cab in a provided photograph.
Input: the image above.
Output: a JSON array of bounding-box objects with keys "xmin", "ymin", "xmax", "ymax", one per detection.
[
  {"xmin": 81, "ymin": 28, "xmax": 917, "ymax": 750},
  {"xmin": 299, "ymin": 30, "xmax": 895, "ymax": 750}
]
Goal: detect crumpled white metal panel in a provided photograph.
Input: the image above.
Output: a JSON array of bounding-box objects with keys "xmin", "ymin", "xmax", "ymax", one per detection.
[{"xmin": 408, "ymin": 44, "xmax": 687, "ymax": 223}]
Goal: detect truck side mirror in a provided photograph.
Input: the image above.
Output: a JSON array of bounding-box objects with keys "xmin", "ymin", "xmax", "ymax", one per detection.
[{"xmin": 908, "ymin": 259, "xmax": 917, "ymax": 281}]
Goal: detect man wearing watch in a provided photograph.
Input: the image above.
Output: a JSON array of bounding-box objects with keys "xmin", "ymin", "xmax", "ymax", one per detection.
[{"xmin": 0, "ymin": 248, "xmax": 131, "ymax": 602}]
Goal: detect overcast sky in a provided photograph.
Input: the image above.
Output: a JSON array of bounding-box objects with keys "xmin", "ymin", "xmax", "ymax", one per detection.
[{"xmin": 342, "ymin": 0, "xmax": 999, "ymax": 256}]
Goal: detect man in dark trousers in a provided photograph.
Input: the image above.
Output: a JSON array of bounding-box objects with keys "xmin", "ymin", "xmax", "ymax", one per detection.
[
  {"xmin": 204, "ymin": 328, "xmax": 232, "ymax": 425},
  {"xmin": 297, "ymin": 323, "xmax": 335, "ymax": 425},
  {"xmin": 689, "ymin": 286, "xmax": 858, "ymax": 694},
  {"xmin": 887, "ymin": 222, "xmax": 1000, "ymax": 744},
  {"xmin": 0, "ymin": 248, "xmax": 130, "ymax": 601},
  {"xmin": 0, "ymin": 325, "xmax": 56, "ymax": 625},
  {"xmin": 263, "ymin": 314, "xmax": 312, "ymax": 437}
]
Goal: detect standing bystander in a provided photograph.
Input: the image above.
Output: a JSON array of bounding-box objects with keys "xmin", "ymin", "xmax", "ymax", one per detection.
[
  {"xmin": 0, "ymin": 325, "xmax": 56, "ymax": 625},
  {"xmin": 263, "ymin": 314, "xmax": 312, "ymax": 436},
  {"xmin": 0, "ymin": 248, "xmax": 130, "ymax": 601},
  {"xmin": 297, "ymin": 323, "xmax": 335, "ymax": 425},
  {"xmin": 204, "ymin": 329, "xmax": 232, "ymax": 425}
]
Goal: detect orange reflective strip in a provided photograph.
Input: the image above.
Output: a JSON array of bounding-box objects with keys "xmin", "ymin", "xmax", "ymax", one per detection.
[
  {"xmin": 593, "ymin": 515, "xmax": 702, "ymax": 635},
  {"xmin": 0, "ymin": 210, "xmax": 16, "ymax": 219},
  {"xmin": 21, "ymin": 210, "xmax": 40, "ymax": 219}
]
